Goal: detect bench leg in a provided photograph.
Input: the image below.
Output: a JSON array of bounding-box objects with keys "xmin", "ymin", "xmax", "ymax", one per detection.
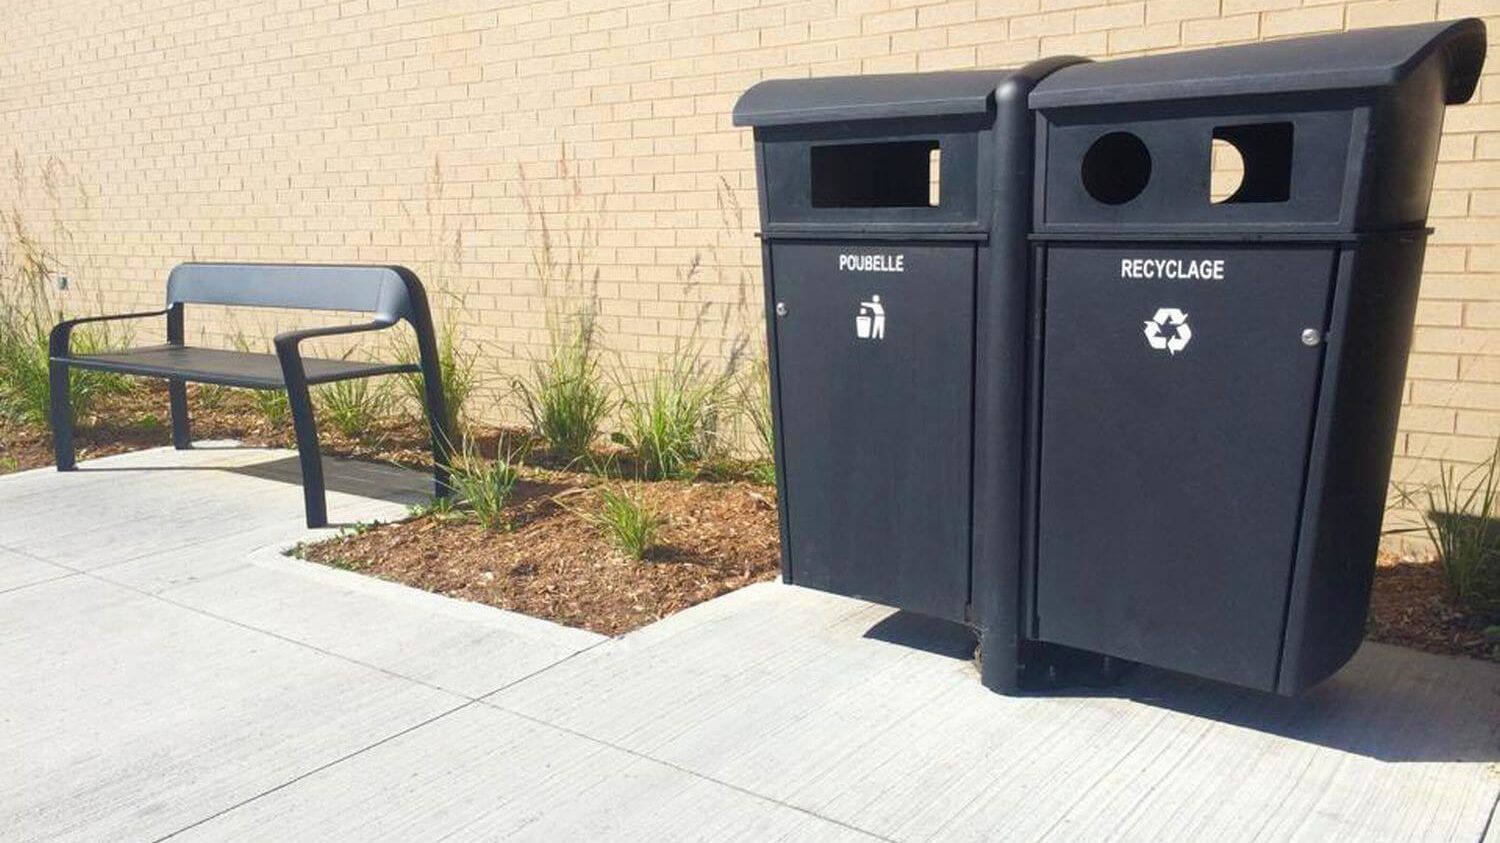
[
  {"xmin": 49, "ymin": 360, "xmax": 75, "ymax": 471},
  {"xmin": 168, "ymin": 379, "xmax": 191, "ymax": 450},
  {"xmin": 422, "ymin": 379, "xmax": 451, "ymax": 501},
  {"xmin": 414, "ymin": 343, "xmax": 452, "ymax": 502},
  {"xmin": 284, "ymin": 382, "xmax": 328, "ymax": 528}
]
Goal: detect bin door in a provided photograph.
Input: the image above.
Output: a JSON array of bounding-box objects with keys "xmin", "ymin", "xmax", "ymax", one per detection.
[
  {"xmin": 1035, "ymin": 244, "xmax": 1335, "ymax": 690},
  {"xmin": 771, "ymin": 241, "xmax": 974, "ymax": 620}
]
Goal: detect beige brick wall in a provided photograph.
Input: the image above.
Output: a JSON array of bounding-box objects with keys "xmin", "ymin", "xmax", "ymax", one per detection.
[{"xmin": 1, "ymin": 0, "xmax": 1496, "ymax": 534}]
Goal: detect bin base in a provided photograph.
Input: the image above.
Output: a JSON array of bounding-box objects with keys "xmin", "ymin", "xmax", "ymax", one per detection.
[{"xmin": 979, "ymin": 630, "xmax": 1134, "ymax": 694}]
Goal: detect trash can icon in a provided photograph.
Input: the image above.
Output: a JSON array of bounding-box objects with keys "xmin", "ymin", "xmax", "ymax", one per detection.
[{"xmin": 854, "ymin": 296, "xmax": 884, "ymax": 340}]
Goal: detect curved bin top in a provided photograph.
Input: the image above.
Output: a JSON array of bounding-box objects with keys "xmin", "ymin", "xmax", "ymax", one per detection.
[
  {"xmin": 1029, "ymin": 18, "xmax": 1486, "ymax": 110},
  {"xmin": 732, "ymin": 69, "xmax": 1022, "ymax": 128}
]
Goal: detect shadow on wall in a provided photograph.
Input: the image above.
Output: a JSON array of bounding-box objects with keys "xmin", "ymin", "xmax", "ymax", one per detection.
[{"xmin": 864, "ymin": 610, "xmax": 1499, "ymax": 764}]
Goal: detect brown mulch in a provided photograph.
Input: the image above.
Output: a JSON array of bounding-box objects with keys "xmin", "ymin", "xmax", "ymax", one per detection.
[
  {"xmin": 1368, "ymin": 552, "xmax": 1497, "ymax": 662},
  {"xmin": 294, "ymin": 471, "xmax": 781, "ymax": 636}
]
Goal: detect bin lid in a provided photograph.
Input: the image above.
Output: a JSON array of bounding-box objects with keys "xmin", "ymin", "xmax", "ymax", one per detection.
[
  {"xmin": 1029, "ymin": 18, "xmax": 1486, "ymax": 109},
  {"xmin": 733, "ymin": 70, "xmax": 1019, "ymax": 127}
]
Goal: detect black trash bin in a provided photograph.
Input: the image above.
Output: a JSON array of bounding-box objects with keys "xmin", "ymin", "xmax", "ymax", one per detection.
[
  {"xmin": 1026, "ymin": 19, "xmax": 1487, "ymax": 693},
  {"xmin": 732, "ymin": 60, "xmax": 1080, "ymax": 685}
]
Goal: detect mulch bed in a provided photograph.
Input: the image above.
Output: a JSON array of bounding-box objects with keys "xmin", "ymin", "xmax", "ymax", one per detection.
[
  {"xmin": 296, "ymin": 472, "xmax": 781, "ymax": 635},
  {"xmin": 1367, "ymin": 552, "xmax": 1497, "ymax": 662},
  {"xmin": 2, "ymin": 381, "xmax": 1494, "ymax": 654}
]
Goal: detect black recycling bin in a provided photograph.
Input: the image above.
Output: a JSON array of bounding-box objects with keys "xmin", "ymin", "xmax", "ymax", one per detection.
[
  {"xmin": 1026, "ymin": 19, "xmax": 1487, "ymax": 693},
  {"xmin": 732, "ymin": 60, "xmax": 1080, "ymax": 685},
  {"xmin": 734, "ymin": 19, "xmax": 1486, "ymax": 699}
]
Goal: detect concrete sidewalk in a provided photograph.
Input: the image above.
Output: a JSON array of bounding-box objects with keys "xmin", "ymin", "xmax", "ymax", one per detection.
[{"xmin": 2, "ymin": 445, "xmax": 1497, "ymax": 842}]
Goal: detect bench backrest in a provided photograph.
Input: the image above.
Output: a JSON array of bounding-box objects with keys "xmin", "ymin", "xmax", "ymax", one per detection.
[{"xmin": 165, "ymin": 263, "xmax": 424, "ymax": 324}]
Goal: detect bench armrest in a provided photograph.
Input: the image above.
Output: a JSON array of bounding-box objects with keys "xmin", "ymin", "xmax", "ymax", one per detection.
[
  {"xmin": 272, "ymin": 319, "xmax": 397, "ymax": 353},
  {"xmin": 272, "ymin": 319, "xmax": 399, "ymax": 385},
  {"xmin": 50, "ymin": 309, "xmax": 171, "ymax": 359}
]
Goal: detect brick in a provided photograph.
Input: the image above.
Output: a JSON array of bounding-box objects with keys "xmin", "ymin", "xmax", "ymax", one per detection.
[
  {"xmin": 1403, "ymin": 352, "xmax": 1459, "ymax": 381},
  {"xmin": 1146, "ymin": 0, "xmax": 1220, "ymax": 23},
  {"xmin": 1346, "ymin": 0, "xmax": 1436, "ymax": 28},
  {"xmin": 1107, "ymin": 22, "xmax": 1181, "ymax": 53},
  {"xmin": 1009, "ymin": 10, "xmax": 1075, "ymax": 38},
  {"xmin": 1075, "ymin": 3, "xmax": 1143, "ymax": 33},
  {"xmin": 1399, "ymin": 405, "xmax": 1457, "ymax": 434},
  {"xmin": 862, "ymin": 7, "xmax": 915, "ymax": 34},
  {"xmin": 1183, "ymin": 14, "xmax": 1260, "ymax": 46}
]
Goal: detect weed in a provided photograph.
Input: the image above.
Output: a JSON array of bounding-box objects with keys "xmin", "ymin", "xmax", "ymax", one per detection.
[
  {"xmin": 338, "ymin": 520, "xmax": 382, "ymax": 538},
  {"xmin": 442, "ymin": 437, "xmax": 523, "ymax": 531},
  {"xmin": 240, "ymin": 387, "xmax": 289, "ymax": 427},
  {"xmin": 322, "ymin": 555, "xmax": 365, "ymax": 572},
  {"xmin": 738, "ymin": 356, "xmax": 776, "ymax": 485},
  {"xmin": 1394, "ymin": 441, "xmax": 1500, "ymax": 619},
  {"xmin": 615, "ymin": 346, "xmax": 733, "ymax": 480},
  {"xmin": 396, "ymin": 314, "xmax": 477, "ymax": 441},
  {"xmin": 592, "ymin": 486, "xmax": 663, "ymax": 560},
  {"xmin": 316, "ymin": 375, "xmax": 396, "ymax": 440},
  {"xmin": 396, "ymin": 156, "xmax": 480, "ymax": 442},
  {"xmin": 408, "ymin": 494, "xmax": 460, "ymax": 521},
  {"xmin": 194, "ymin": 383, "xmax": 231, "ymax": 411},
  {"xmin": 0, "ymin": 455, "xmax": 18, "ymax": 474},
  {"xmin": 741, "ymin": 357, "xmax": 774, "ymax": 459},
  {"xmin": 514, "ymin": 307, "xmax": 611, "ymax": 462},
  {"xmin": 749, "ymin": 460, "xmax": 777, "ymax": 487},
  {"xmin": 514, "ymin": 147, "xmax": 615, "ymax": 464},
  {"xmin": 0, "ymin": 211, "xmax": 132, "ymax": 425},
  {"xmin": 230, "ymin": 333, "xmax": 291, "ymax": 426}
]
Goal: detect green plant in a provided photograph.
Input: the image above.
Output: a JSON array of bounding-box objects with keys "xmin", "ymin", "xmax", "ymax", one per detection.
[
  {"xmin": 408, "ymin": 493, "xmax": 459, "ymax": 520},
  {"xmin": 514, "ymin": 307, "xmax": 611, "ymax": 462},
  {"xmin": 230, "ymin": 333, "xmax": 291, "ymax": 426},
  {"xmin": 742, "ymin": 357, "xmax": 774, "ymax": 458},
  {"xmin": 513, "ymin": 147, "xmax": 617, "ymax": 464},
  {"xmin": 0, "ymin": 455, "xmax": 18, "ymax": 474},
  {"xmin": 193, "ymin": 383, "xmax": 230, "ymax": 411},
  {"xmin": 442, "ymin": 438, "xmax": 522, "ymax": 531},
  {"xmin": 748, "ymin": 461, "xmax": 776, "ymax": 487},
  {"xmin": 316, "ymin": 375, "xmax": 396, "ymax": 440},
  {"xmin": 740, "ymin": 356, "xmax": 775, "ymax": 485},
  {"xmin": 251, "ymin": 389, "xmax": 291, "ymax": 426},
  {"xmin": 1395, "ymin": 441, "xmax": 1500, "ymax": 619},
  {"xmin": 395, "ymin": 156, "xmax": 481, "ymax": 444},
  {"xmin": 615, "ymin": 347, "xmax": 733, "ymax": 480},
  {"xmin": 396, "ymin": 318, "xmax": 477, "ymax": 441},
  {"xmin": 0, "ymin": 211, "xmax": 132, "ymax": 425},
  {"xmin": 592, "ymin": 486, "xmax": 663, "ymax": 560}
]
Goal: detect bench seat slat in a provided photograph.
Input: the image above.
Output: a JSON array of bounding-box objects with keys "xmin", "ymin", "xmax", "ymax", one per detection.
[{"xmin": 58, "ymin": 345, "xmax": 418, "ymax": 389}]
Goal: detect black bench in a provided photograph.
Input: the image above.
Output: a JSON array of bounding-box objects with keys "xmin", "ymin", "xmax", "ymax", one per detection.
[{"xmin": 49, "ymin": 263, "xmax": 452, "ymax": 527}]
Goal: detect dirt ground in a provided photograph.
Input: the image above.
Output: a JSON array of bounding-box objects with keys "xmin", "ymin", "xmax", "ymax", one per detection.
[
  {"xmin": 1367, "ymin": 552, "xmax": 1497, "ymax": 662},
  {"xmin": 296, "ymin": 471, "xmax": 781, "ymax": 636},
  {"xmin": 2, "ymin": 381, "xmax": 1493, "ymax": 657}
]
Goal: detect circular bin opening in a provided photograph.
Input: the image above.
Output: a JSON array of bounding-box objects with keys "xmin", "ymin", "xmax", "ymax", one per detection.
[
  {"xmin": 1081, "ymin": 132, "xmax": 1151, "ymax": 205},
  {"xmin": 1210, "ymin": 138, "xmax": 1246, "ymax": 204}
]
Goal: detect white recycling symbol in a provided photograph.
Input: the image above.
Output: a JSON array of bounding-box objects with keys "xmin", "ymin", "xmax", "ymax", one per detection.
[{"xmin": 1143, "ymin": 307, "xmax": 1192, "ymax": 355}]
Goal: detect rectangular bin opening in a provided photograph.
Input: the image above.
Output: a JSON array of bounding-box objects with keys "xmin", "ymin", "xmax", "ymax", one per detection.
[
  {"xmin": 1210, "ymin": 122, "xmax": 1293, "ymax": 204},
  {"xmin": 811, "ymin": 140, "xmax": 940, "ymax": 208}
]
